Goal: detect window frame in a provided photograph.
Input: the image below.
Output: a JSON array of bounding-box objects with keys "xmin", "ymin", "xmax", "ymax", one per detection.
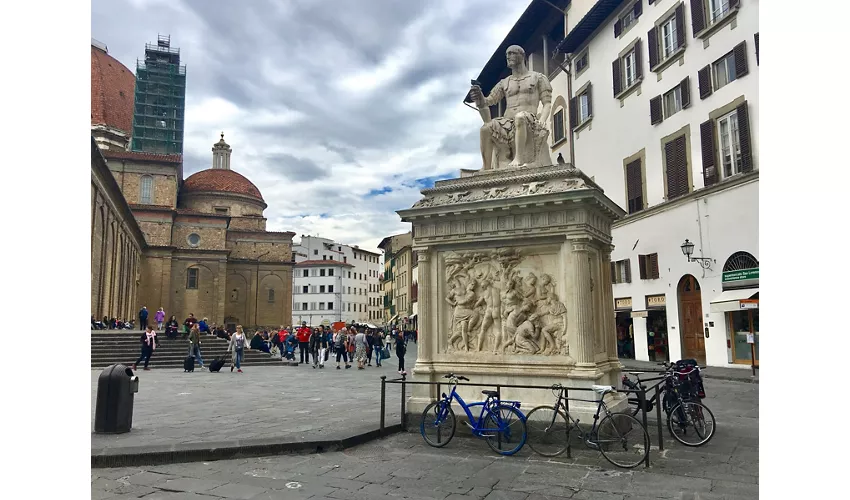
[
  {"xmin": 552, "ymin": 108, "xmax": 566, "ymax": 144},
  {"xmin": 712, "ymin": 52, "xmax": 736, "ymax": 91},
  {"xmin": 716, "ymin": 109, "xmax": 743, "ymax": 179},
  {"xmin": 623, "ymin": 49, "xmax": 638, "ymax": 88},
  {"xmin": 139, "ymin": 175, "xmax": 154, "ymax": 205},
  {"xmin": 574, "ymin": 48, "xmax": 589, "ymax": 77},
  {"xmin": 663, "ymin": 86, "xmax": 683, "ymax": 119},
  {"xmin": 660, "ymin": 125, "xmax": 693, "ymax": 200},
  {"xmin": 186, "ymin": 268, "xmax": 198, "ymax": 289},
  {"xmin": 660, "ymin": 14, "xmax": 678, "ymax": 59},
  {"xmin": 268, "ymin": 288, "xmax": 275, "ymax": 302}
]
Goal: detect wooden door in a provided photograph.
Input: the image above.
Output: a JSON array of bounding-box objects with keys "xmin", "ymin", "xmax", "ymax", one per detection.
[{"xmin": 678, "ymin": 275, "xmax": 706, "ymax": 364}]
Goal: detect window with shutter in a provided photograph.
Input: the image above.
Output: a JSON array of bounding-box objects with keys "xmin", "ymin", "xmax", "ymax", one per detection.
[
  {"xmin": 665, "ymin": 135, "xmax": 689, "ymax": 199},
  {"xmin": 624, "ymin": 259, "xmax": 632, "ymax": 283},
  {"xmin": 553, "ymin": 109, "xmax": 565, "ymax": 143},
  {"xmin": 698, "ymin": 65, "xmax": 712, "ymax": 99},
  {"xmin": 639, "ymin": 254, "xmax": 648, "ymax": 279},
  {"xmin": 663, "ymin": 86, "xmax": 683, "ymax": 118},
  {"xmin": 626, "ymin": 158, "xmax": 644, "ymax": 213},
  {"xmin": 610, "ymin": 262, "xmax": 617, "ymax": 284},
  {"xmin": 700, "ymin": 119, "xmax": 718, "ymax": 187},
  {"xmin": 736, "ymin": 103, "xmax": 754, "ymax": 173},
  {"xmin": 649, "ymin": 253, "xmax": 660, "ymax": 279},
  {"xmin": 680, "ymin": 76, "xmax": 691, "ymax": 108},
  {"xmin": 650, "ymin": 95, "xmax": 663, "ymax": 125},
  {"xmin": 733, "ymin": 41, "xmax": 749, "ymax": 78},
  {"xmin": 612, "ymin": 59, "xmax": 622, "ymax": 96},
  {"xmin": 755, "ymin": 33, "xmax": 759, "ymax": 65}
]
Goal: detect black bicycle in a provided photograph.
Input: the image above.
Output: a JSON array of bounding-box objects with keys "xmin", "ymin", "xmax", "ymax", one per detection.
[
  {"xmin": 622, "ymin": 362, "xmax": 715, "ymax": 447},
  {"xmin": 525, "ymin": 384, "xmax": 649, "ymax": 468}
]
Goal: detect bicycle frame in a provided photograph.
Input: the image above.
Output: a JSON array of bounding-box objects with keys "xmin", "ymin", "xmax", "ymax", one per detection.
[
  {"xmin": 546, "ymin": 388, "xmax": 614, "ymax": 448},
  {"xmin": 436, "ymin": 385, "xmax": 521, "ymax": 436}
]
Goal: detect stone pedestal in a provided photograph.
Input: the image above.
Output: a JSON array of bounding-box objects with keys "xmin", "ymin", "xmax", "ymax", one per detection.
[{"xmin": 397, "ymin": 164, "xmax": 627, "ymax": 421}]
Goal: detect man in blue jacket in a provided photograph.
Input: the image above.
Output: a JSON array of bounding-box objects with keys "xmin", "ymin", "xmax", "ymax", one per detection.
[{"xmin": 138, "ymin": 306, "xmax": 148, "ymax": 331}]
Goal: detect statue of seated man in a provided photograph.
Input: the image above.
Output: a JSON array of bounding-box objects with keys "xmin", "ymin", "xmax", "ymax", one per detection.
[{"xmin": 470, "ymin": 45, "xmax": 553, "ymax": 170}]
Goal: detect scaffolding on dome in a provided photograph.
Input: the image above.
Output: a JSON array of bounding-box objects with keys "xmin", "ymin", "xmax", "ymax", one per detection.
[{"xmin": 131, "ymin": 34, "xmax": 186, "ymax": 155}]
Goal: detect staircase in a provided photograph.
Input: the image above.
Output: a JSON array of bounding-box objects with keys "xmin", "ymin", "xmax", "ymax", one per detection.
[{"xmin": 90, "ymin": 332, "xmax": 295, "ymax": 370}]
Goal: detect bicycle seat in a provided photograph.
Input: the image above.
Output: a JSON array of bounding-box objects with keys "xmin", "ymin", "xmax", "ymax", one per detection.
[
  {"xmin": 481, "ymin": 390, "xmax": 499, "ymax": 398},
  {"xmin": 591, "ymin": 385, "xmax": 615, "ymax": 395}
]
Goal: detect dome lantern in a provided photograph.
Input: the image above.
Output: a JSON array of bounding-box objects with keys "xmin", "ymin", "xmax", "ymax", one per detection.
[{"xmin": 211, "ymin": 131, "xmax": 232, "ymax": 170}]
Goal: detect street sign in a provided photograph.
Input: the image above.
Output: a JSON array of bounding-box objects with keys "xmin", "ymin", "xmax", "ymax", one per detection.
[
  {"xmin": 722, "ymin": 268, "xmax": 759, "ymax": 283},
  {"xmin": 740, "ymin": 299, "xmax": 758, "ymax": 309}
]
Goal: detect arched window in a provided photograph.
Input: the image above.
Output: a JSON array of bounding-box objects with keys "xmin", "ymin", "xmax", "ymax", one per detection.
[
  {"xmin": 723, "ymin": 252, "xmax": 759, "ymax": 272},
  {"xmin": 139, "ymin": 175, "xmax": 153, "ymax": 204}
]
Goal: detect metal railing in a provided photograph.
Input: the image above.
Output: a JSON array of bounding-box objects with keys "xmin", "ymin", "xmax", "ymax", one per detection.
[{"xmin": 379, "ymin": 375, "xmax": 667, "ymax": 468}]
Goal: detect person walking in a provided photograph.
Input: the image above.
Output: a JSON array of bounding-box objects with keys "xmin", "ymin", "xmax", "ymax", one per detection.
[
  {"xmin": 334, "ymin": 329, "xmax": 350, "ymax": 369},
  {"xmin": 395, "ymin": 329, "xmax": 407, "ymax": 375},
  {"xmin": 138, "ymin": 306, "xmax": 149, "ymax": 331},
  {"xmin": 366, "ymin": 330, "xmax": 375, "ymax": 367},
  {"xmin": 189, "ymin": 323, "xmax": 205, "ymax": 370},
  {"xmin": 228, "ymin": 325, "xmax": 246, "ymax": 373},
  {"xmin": 296, "ymin": 322, "xmax": 311, "ymax": 365},
  {"xmin": 354, "ymin": 329, "xmax": 368, "ymax": 370},
  {"xmin": 310, "ymin": 328, "xmax": 328, "ymax": 369},
  {"xmin": 133, "ymin": 325, "xmax": 157, "ymax": 371},
  {"xmin": 373, "ymin": 331, "xmax": 385, "ymax": 368},
  {"xmin": 154, "ymin": 307, "xmax": 165, "ymax": 330}
]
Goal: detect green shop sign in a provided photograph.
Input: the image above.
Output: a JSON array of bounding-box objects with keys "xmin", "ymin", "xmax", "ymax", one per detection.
[{"xmin": 722, "ymin": 268, "xmax": 759, "ymax": 283}]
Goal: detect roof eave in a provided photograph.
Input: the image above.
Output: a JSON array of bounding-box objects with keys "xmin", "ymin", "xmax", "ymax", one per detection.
[{"xmin": 557, "ymin": 0, "xmax": 626, "ymax": 55}]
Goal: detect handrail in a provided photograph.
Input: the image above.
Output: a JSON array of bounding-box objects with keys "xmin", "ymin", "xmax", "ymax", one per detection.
[{"xmin": 379, "ymin": 373, "xmax": 664, "ymax": 467}]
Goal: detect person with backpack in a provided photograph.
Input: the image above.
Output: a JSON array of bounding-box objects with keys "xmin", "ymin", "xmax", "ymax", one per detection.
[
  {"xmin": 228, "ymin": 325, "xmax": 246, "ymax": 373},
  {"xmin": 334, "ymin": 329, "xmax": 351, "ymax": 369},
  {"xmin": 189, "ymin": 323, "xmax": 205, "ymax": 370},
  {"xmin": 132, "ymin": 325, "xmax": 158, "ymax": 371},
  {"xmin": 309, "ymin": 328, "xmax": 328, "ymax": 369}
]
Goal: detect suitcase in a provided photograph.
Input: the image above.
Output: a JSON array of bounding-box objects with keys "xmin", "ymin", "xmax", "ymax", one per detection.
[
  {"xmin": 184, "ymin": 356, "xmax": 195, "ymax": 372},
  {"xmin": 208, "ymin": 355, "xmax": 226, "ymax": 373}
]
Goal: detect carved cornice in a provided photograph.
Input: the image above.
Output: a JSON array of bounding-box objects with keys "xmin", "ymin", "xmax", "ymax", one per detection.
[{"xmin": 422, "ymin": 164, "xmax": 598, "ymax": 195}]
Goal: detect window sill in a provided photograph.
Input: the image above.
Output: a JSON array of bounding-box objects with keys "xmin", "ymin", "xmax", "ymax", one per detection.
[
  {"xmin": 651, "ymin": 46, "xmax": 686, "ymax": 75},
  {"xmin": 615, "ymin": 78, "xmax": 643, "ymax": 101},
  {"xmin": 695, "ymin": 8, "xmax": 739, "ymax": 41},
  {"xmin": 550, "ymin": 136, "xmax": 568, "ymax": 151},
  {"xmin": 572, "ymin": 117, "xmax": 593, "ymax": 134}
]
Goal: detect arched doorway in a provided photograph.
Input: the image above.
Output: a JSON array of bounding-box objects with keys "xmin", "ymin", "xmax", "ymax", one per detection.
[{"xmin": 678, "ymin": 274, "xmax": 706, "ymax": 364}]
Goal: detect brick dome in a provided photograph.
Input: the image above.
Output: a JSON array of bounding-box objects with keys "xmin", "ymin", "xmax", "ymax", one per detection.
[
  {"xmin": 182, "ymin": 169, "xmax": 264, "ymax": 201},
  {"xmin": 91, "ymin": 44, "xmax": 135, "ymax": 134}
]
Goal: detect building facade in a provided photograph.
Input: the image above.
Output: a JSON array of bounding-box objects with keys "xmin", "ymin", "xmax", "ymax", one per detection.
[
  {"xmin": 378, "ymin": 232, "xmax": 414, "ymax": 327},
  {"xmin": 469, "ymin": 0, "xmax": 758, "ymax": 368},
  {"xmin": 292, "ymin": 236, "xmax": 382, "ymax": 326}
]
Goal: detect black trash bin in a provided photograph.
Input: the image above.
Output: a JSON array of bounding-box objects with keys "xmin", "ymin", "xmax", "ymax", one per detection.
[{"xmin": 94, "ymin": 364, "xmax": 139, "ymax": 434}]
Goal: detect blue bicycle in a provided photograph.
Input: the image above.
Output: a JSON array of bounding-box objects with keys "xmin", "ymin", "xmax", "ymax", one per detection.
[{"xmin": 420, "ymin": 373, "xmax": 528, "ymax": 455}]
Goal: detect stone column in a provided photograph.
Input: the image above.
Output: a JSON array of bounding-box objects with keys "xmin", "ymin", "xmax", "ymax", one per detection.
[
  {"xmin": 571, "ymin": 240, "xmax": 596, "ymax": 367},
  {"xmin": 415, "ymin": 248, "xmax": 432, "ymax": 363},
  {"xmin": 601, "ymin": 246, "xmax": 619, "ymax": 362}
]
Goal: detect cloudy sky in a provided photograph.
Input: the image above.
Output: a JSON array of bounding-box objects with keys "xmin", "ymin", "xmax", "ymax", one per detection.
[{"xmin": 92, "ymin": 0, "xmax": 530, "ymax": 252}]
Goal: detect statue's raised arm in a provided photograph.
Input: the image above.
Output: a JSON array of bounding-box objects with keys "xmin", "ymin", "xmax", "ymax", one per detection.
[{"xmin": 474, "ymin": 45, "xmax": 554, "ymax": 171}]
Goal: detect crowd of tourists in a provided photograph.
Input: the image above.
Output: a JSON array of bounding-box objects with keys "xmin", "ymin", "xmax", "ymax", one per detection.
[{"xmin": 120, "ymin": 306, "xmax": 414, "ymax": 375}]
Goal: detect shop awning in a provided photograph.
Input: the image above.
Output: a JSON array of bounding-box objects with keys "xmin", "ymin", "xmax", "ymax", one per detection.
[
  {"xmin": 710, "ymin": 289, "xmax": 759, "ymax": 313},
  {"xmin": 389, "ymin": 314, "xmax": 399, "ymax": 323}
]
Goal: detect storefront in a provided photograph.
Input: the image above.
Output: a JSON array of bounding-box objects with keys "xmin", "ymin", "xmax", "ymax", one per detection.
[
  {"xmin": 614, "ymin": 297, "xmax": 635, "ymax": 359},
  {"xmin": 710, "ymin": 255, "xmax": 759, "ymax": 367},
  {"xmin": 639, "ymin": 294, "xmax": 670, "ymax": 362}
]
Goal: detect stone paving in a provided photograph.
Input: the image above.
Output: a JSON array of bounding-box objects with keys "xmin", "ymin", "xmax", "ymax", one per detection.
[
  {"xmin": 92, "ymin": 347, "xmax": 417, "ymax": 453},
  {"xmin": 92, "ymin": 378, "xmax": 757, "ymax": 499}
]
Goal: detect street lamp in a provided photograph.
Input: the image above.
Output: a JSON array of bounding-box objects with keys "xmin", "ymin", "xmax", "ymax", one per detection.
[{"xmin": 680, "ymin": 239, "xmax": 713, "ymax": 270}]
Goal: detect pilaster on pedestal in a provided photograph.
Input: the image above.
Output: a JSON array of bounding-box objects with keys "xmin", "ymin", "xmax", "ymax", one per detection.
[{"xmin": 570, "ymin": 240, "xmax": 596, "ymax": 369}]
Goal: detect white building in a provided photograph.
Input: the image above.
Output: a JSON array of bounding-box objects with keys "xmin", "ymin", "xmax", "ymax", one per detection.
[
  {"xmin": 292, "ymin": 236, "xmax": 382, "ymax": 326},
  {"xmin": 470, "ymin": 0, "xmax": 758, "ymax": 368}
]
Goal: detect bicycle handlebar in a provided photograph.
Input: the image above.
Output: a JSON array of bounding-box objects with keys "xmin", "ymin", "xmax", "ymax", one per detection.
[{"xmin": 443, "ymin": 373, "xmax": 469, "ymax": 381}]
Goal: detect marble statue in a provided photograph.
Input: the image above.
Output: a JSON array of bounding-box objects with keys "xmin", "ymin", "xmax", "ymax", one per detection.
[
  {"xmin": 443, "ymin": 249, "xmax": 570, "ymax": 358},
  {"xmin": 469, "ymin": 45, "xmax": 553, "ymax": 171}
]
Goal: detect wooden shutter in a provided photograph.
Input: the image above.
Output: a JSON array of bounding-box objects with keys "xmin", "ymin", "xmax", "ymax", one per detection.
[
  {"xmin": 650, "ymin": 95, "xmax": 663, "ymax": 125},
  {"xmin": 691, "ymin": 0, "xmax": 706, "ymax": 35},
  {"xmin": 569, "ymin": 96, "xmax": 577, "ymax": 129},
  {"xmin": 634, "ymin": 40, "xmax": 643, "ymax": 80},
  {"xmin": 634, "ymin": 0, "xmax": 643, "ymax": 18},
  {"xmin": 586, "ymin": 84, "xmax": 593, "ymax": 117},
  {"xmin": 729, "ymin": 0, "xmax": 740, "ymax": 8},
  {"xmin": 680, "ymin": 76, "xmax": 691, "ymax": 108},
  {"xmin": 626, "ymin": 158, "xmax": 643, "ymax": 213},
  {"xmin": 624, "ymin": 259, "xmax": 632, "ymax": 283},
  {"xmin": 675, "ymin": 3, "xmax": 686, "ymax": 49},
  {"xmin": 613, "ymin": 59, "xmax": 623, "ymax": 96},
  {"xmin": 700, "ymin": 119, "xmax": 718, "ymax": 187},
  {"xmin": 614, "ymin": 19, "xmax": 623, "ymax": 37},
  {"xmin": 665, "ymin": 136, "xmax": 688, "ymax": 199},
  {"xmin": 649, "ymin": 253, "xmax": 659, "ymax": 279},
  {"xmin": 610, "ymin": 262, "xmax": 617, "ymax": 284},
  {"xmin": 638, "ymin": 255, "xmax": 647, "ymax": 279},
  {"xmin": 698, "ymin": 65, "xmax": 712, "ymax": 99},
  {"xmin": 648, "ymin": 26, "xmax": 659, "ymax": 68},
  {"xmin": 733, "ymin": 41, "xmax": 749, "ymax": 78},
  {"xmin": 736, "ymin": 103, "xmax": 754, "ymax": 173},
  {"xmin": 755, "ymin": 33, "xmax": 759, "ymax": 65}
]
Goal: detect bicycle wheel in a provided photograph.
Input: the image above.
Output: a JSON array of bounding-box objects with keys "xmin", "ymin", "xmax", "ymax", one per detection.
[
  {"xmin": 525, "ymin": 405, "xmax": 569, "ymax": 457},
  {"xmin": 481, "ymin": 404, "xmax": 527, "ymax": 456},
  {"xmin": 667, "ymin": 401, "xmax": 715, "ymax": 447},
  {"xmin": 420, "ymin": 401, "xmax": 456, "ymax": 448},
  {"xmin": 596, "ymin": 412, "xmax": 650, "ymax": 468}
]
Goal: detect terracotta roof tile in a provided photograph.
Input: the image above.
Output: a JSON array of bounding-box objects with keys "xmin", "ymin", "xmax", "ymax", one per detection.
[
  {"xmin": 103, "ymin": 149, "xmax": 183, "ymax": 164},
  {"xmin": 182, "ymin": 169, "xmax": 264, "ymax": 200},
  {"xmin": 91, "ymin": 45, "xmax": 135, "ymax": 134}
]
